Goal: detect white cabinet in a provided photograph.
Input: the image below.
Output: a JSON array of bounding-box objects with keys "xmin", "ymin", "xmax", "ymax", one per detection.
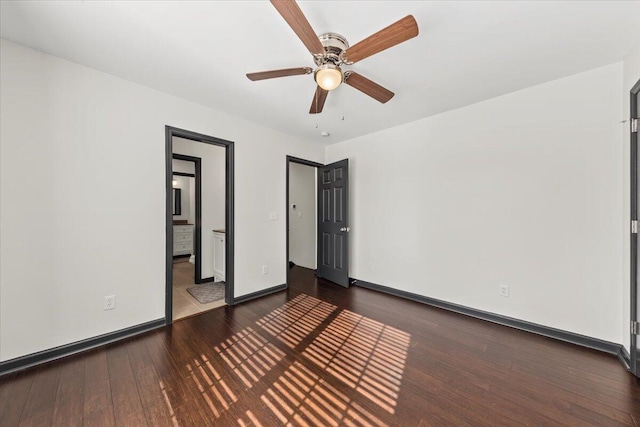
[
  {"xmin": 212, "ymin": 230, "xmax": 226, "ymax": 282},
  {"xmin": 173, "ymin": 224, "xmax": 193, "ymax": 256}
]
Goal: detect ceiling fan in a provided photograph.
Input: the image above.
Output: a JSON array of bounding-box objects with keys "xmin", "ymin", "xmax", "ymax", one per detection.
[{"xmin": 246, "ymin": 0, "xmax": 419, "ymax": 114}]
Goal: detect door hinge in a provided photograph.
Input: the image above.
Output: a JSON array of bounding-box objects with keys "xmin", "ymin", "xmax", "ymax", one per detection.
[
  {"xmin": 632, "ymin": 118, "xmax": 638, "ymax": 133},
  {"xmin": 633, "ymin": 220, "xmax": 638, "ymax": 234},
  {"xmin": 632, "ymin": 321, "xmax": 640, "ymax": 335}
]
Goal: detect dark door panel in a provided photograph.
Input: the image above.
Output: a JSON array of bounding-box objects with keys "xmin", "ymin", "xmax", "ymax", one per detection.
[{"xmin": 317, "ymin": 159, "xmax": 349, "ymax": 287}]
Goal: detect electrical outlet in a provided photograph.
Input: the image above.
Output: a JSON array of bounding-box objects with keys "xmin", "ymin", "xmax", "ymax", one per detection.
[
  {"xmin": 262, "ymin": 265, "xmax": 268, "ymax": 275},
  {"xmin": 104, "ymin": 295, "xmax": 116, "ymax": 310},
  {"xmin": 499, "ymin": 285, "xmax": 509, "ymax": 297}
]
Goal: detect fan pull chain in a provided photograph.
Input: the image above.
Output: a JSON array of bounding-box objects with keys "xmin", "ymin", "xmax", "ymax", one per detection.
[{"xmin": 340, "ymin": 83, "xmax": 345, "ymax": 122}]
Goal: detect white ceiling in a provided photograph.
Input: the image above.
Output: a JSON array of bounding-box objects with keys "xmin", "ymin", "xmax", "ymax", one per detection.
[{"xmin": 1, "ymin": 1, "xmax": 639, "ymax": 145}]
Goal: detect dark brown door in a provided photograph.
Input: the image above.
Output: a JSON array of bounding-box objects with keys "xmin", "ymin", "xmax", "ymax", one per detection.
[{"xmin": 317, "ymin": 159, "xmax": 349, "ymax": 287}]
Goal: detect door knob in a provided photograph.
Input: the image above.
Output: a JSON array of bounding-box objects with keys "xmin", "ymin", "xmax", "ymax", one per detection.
[{"xmin": 340, "ymin": 227, "xmax": 350, "ymax": 232}]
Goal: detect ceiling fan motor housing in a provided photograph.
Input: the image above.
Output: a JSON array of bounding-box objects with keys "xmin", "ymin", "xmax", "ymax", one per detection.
[{"xmin": 315, "ymin": 33, "xmax": 349, "ymax": 66}]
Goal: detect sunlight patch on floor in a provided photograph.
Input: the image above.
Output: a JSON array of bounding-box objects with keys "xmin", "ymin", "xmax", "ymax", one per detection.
[
  {"xmin": 238, "ymin": 361, "xmax": 387, "ymax": 427},
  {"xmin": 256, "ymin": 294, "xmax": 337, "ymax": 348},
  {"xmin": 302, "ymin": 309, "xmax": 410, "ymax": 414},
  {"xmin": 215, "ymin": 326, "xmax": 286, "ymax": 388},
  {"xmin": 185, "ymin": 359, "xmax": 238, "ymax": 419},
  {"xmin": 168, "ymin": 293, "xmax": 411, "ymax": 425}
]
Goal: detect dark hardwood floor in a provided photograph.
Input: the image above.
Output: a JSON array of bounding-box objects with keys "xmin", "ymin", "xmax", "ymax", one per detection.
[{"xmin": 1, "ymin": 266, "xmax": 639, "ymax": 426}]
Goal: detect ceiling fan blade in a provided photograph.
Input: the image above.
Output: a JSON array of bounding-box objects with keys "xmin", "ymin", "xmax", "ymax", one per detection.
[
  {"xmin": 246, "ymin": 67, "xmax": 312, "ymax": 81},
  {"xmin": 270, "ymin": 0, "xmax": 325, "ymax": 55},
  {"xmin": 309, "ymin": 86, "xmax": 328, "ymax": 114},
  {"xmin": 342, "ymin": 15, "xmax": 418, "ymax": 64},
  {"xmin": 344, "ymin": 72, "xmax": 394, "ymax": 103}
]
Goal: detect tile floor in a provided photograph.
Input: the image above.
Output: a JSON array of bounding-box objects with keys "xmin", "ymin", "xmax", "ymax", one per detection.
[{"xmin": 172, "ymin": 258, "xmax": 226, "ymax": 320}]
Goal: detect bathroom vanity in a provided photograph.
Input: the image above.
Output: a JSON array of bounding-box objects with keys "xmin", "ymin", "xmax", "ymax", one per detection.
[{"xmin": 173, "ymin": 224, "xmax": 193, "ymax": 256}]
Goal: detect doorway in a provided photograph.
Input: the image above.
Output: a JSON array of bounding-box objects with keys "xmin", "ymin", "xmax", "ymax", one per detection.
[
  {"xmin": 286, "ymin": 156, "xmax": 350, "ymax": 288},
  {"xmin": 286, "ymin": 157, "xmax": 322, "ymax": 284},
  {"xmin": 166, "ymin": 126, "xmax": 234, "ymax": 324}
]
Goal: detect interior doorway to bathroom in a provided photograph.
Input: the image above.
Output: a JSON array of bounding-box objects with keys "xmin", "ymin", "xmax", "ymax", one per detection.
[
  {"xmin": 166, "ymin": 126, "xmax": 234, "ymax": 323},
  {"xmin": 173, "ymin": 153, "xmax": 223, "ymax": 320}
]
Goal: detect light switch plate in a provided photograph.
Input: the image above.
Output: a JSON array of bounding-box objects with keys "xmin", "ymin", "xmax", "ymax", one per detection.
[
  {"xmin": 104, "ymin": 295, "xmax": 116, "ymax": 310},
  {"xmin": 499, "ymin": 285, "xmax": 509, "ymax": 297},
  {"xmin": 269, "ymin": 211, "xmax": 278, "ymax": 220}
]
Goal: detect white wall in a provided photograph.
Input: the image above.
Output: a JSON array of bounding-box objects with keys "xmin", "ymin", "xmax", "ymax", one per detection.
[
  {"xmin": 327, "ymin": 63, "xmax": 624, "ymax": 344},
  {"xmin": 622, "ymin": 43, "xmax": 640, "ymax": 351},
  {"xmin": 0, "ymin": 39, "xmax": 324, "ymax": 362},
  {"xmin": 173, "ymin": 137, "xmax": 225, "ymax": 278},
  {"xmin": 289, "ymin": 162, "xmax": 316, "ymax": 270},
  {"xmin": 188, "ymin": 176, "xmax": 196, "ymax": 227},
  {"xmin": 172, "ymin": 159, "xmax": 195, "ymax": 174}
]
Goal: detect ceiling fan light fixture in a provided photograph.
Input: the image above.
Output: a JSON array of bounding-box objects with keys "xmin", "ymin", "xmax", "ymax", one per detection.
[{"xmin": 315, "ymin": 64, "xmax": 342, "ymax": 91}]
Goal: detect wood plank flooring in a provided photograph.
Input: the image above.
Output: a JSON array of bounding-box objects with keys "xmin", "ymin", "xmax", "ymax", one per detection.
[{"xmin": 1, "ymin": 266, "xmax": 639, "ymax": 426}]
